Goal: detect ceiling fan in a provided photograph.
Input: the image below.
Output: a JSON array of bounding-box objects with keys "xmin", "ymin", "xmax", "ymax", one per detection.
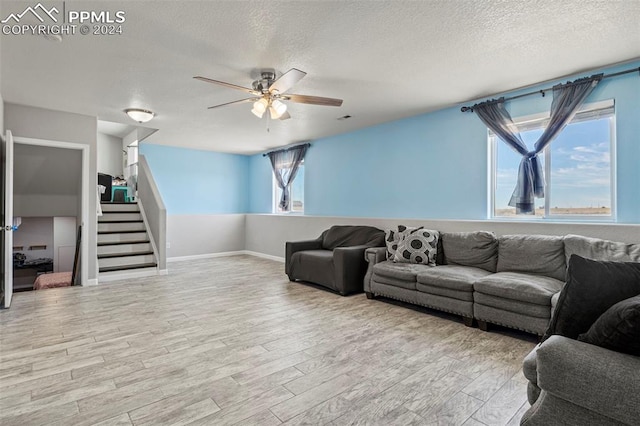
[{"xmin": 194, "ymin": 68, "xmax": 343, "ymax": 121}]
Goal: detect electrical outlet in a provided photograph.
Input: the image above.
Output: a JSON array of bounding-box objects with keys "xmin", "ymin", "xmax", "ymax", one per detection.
[{"xmin": 166, "ymin": 242, "xmax": 171, "ymax": 248}]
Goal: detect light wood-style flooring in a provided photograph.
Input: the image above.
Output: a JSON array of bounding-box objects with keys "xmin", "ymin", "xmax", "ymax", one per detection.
[{"xmin": 0, "ymin": 255, "xmax": 537, "ymax": 425}]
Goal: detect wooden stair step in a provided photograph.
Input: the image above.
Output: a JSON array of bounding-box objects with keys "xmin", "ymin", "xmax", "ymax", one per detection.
[
  {"xmin": 98, "ymin": 230, "xmax": 148, "ymax": 235},
  {"xmin": 102, "ymin": 210, "xmax": 140, "ymax": 215},
  {"xmin": 98, "ymin": 220, "xmax": 144, "ymax": 223},
  {"xmin": 99, "ymin": 262, "xmax": 157, "ymax": 273},
  {"xmin": 101, "ymin": 201, "xmax": 137, "ymax": 205},
  {"xmin": 97, "ymin": 240, "xmax": 150, "ymax": 247},
  {"xmin": 97, "ymin": 251, "xmax": 154, "ymax": 259}
]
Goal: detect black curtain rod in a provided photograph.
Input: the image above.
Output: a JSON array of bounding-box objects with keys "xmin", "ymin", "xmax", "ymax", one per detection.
[
  {"xmin": 262, "ymin": 142, "xmax": 311, "ymax": 157},
  {"xmin": 460, "ymin": 66, "xmax": 640, "ymax": 113}
]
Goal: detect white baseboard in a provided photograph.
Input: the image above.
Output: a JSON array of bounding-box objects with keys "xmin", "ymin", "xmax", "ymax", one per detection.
[
  {"xmin": 167, "ymin": 251, "xmax": 246, "ymax": 263},
  {"xmin": 85, "ymin": 278, "xmax": 99, "ymax": 286},
  {"xmin": 159, "ymin": 269, "xmax": 168, "ymax": 275},
  {"xmin": 243, "ymin": 250, "xmax": 285, "ymax": 263},
  {"xmin": 167, "ymin": 250, "xmax": 284, "ymax": 263}
]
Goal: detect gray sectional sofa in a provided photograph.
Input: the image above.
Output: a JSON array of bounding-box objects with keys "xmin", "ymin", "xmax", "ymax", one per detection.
[
  {"xmin": 364, "ymin": 230, "xmax": 640, "ymax": 424},
  {"xmin": 364, "ymin": 231, "xmax": 638, "ymax": 335}
]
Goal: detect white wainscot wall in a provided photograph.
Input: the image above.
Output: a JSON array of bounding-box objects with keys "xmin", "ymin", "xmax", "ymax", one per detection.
[
  {"xmin": 245, "ymin": 214, "xmax": 640, "ymax": 260},
  {"xmin": 166, "ymin": 214, "xmax": 246, "ymax": 262}
]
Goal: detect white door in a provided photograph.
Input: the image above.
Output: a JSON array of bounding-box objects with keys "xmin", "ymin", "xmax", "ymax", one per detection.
[{"xmin": 2, "ymin": 130, "xmax": 14, "ymax": 308}]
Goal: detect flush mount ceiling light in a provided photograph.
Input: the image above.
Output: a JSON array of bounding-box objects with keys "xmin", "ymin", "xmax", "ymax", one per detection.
[{"xmin": 125, "ymin": 108, "xmax": 155, "ymax": 123}]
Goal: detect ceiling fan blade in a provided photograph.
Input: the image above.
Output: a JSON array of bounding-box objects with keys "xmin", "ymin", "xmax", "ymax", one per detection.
[
  {"xmin": 194, "ymin": 76, "xmax": 260, "ymax": 95},
  {"xmin": 207, "ymin": 97, "xmax": 260, "ymax": 109},
  {"xmin": 269, "ymin": 68, "xmax": 307, "ymax": 94},
  {"xmin": 285, "ymin": 94, "xmax": 343, "ymax": 107},
  {"xmin": 278, "ymin": 111, "xmax": 291, "ymax": 120}
]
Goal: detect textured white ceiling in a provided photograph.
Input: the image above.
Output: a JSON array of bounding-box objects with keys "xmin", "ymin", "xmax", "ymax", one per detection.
[
  {"xmin": 1, "ymin": 0, "xmax": 639, "ymax": 154},
  {"xmin": 97, "ymin": 120, "xmax": 137, "ymax": 139}
]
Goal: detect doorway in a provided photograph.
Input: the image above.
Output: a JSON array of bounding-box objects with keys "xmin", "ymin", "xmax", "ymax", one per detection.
[{"xmin": 12, "ymin": 137, "xmax": 89, "ymax": 291}]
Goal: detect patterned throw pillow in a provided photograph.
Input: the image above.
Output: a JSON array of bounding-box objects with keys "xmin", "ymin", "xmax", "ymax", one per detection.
[
  {"xmin": 394, "ymin": 228, "xmax": 439, "ymax": 266},
  {"xmin": 385, "ymin": 225, "xmax": 422, "ymax": 260}
]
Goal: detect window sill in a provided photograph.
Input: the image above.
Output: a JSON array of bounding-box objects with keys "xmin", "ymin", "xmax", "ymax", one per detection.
[{"xmin": 489, "ymin": 216, "xmax": 616, "ymax": 224}]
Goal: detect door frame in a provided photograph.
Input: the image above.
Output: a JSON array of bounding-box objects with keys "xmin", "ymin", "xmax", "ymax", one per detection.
[{"xmin": 13, "ymin": 137, "xmax": 90, "ymax": 287}]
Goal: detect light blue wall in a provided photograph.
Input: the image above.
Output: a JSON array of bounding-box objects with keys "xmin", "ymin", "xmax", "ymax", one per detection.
[
  {"xmin": 248, "ymin": 153, "xmax": 273, "ymax": 213},
  {"xmin": 140, "ymin": 143, "xmax": 249, "ymax": 215},
  {"xmin": 248, "ymin": 60, "xmax": 640, "ymax": 223}
]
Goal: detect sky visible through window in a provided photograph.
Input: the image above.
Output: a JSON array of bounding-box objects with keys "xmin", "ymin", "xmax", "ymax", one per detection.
[
  {"xmin": 495, "ymin": 117, "xmax": 611, "ymax": 215},
  {"xmin": 290, "ymin": 164, "xmax": 305, "ymax": 211}
]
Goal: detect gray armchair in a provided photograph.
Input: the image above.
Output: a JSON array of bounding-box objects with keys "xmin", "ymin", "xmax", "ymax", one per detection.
[
  {"xmin": 286, "ymin": 225, "xmax": 385, "ymax": 296},
  {"xmin": 521, "ymin": 335, "xmax": 640, "ymax": 425}
]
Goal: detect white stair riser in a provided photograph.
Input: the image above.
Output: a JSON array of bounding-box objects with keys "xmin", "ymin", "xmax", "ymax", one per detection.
[
  {"xmin": 99, "ymin": 212, "xmax": 142, "ymax": 222},
  {"xmin": 99, "ymin": 254, "xmax": 156, "ymax": 268},
  {"xmin": 98, "ymin": 232, "xmax": 148, "ymax": 244},
  {"xmin": 98, "ymin": 222, "xmax": 146, "ymax": 233},
  {"xmin": 99, "ymin": 267, "xmax": 158, "ymax": 281},
  {"xmin": 101, "ymin": 203, "xmax": 140, "ymax": 213},
  {"xmin": 98, "ymin": 243, "xmax": 152, "ymax": 256}
]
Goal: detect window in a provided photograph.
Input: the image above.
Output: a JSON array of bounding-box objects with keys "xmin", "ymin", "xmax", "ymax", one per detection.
[
  {"xmin": 273, "ymin": 162, "xmax": 304, "ymax": 213},
  {"xmin": 490, "ymin": 100, "xmax": 615, "ymax": 219}
]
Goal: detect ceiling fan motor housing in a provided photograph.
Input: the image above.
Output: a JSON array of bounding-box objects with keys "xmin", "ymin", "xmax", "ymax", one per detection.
[{"xmin": 252, "ymin": 71, "xmax": 276, "ymax": 93}]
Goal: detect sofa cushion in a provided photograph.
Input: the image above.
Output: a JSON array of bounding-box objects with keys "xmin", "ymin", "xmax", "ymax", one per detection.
[
  {"xmin": 372, "ymin": 273, "xmax": 417, "ymax": 291},
  {"xmin": 394, "ymin": 228, "xmax": 439, "ymax": 266},
  {"xmin": 416, "ymin": 265, "xmax": 491, "ymax": 292},
  {"xmin": 322, "ymin": 225, "xmax": 384, "ymax": 250},
  {"xmin": 497, "ymin": 234, "xmax": 566, "ymax": 281},
  {"xmin": 577, "ymin": 294, "xmax": 640, "ymax": 356},
  {"xmin": 372, "ymin": 260, "xmax": 430, "ymax": 282},
  {"xmin": 543, "ymin": 255, "xmax": 640, "ymax": 342},
  {"xmin": 564, "ymin": 234, "xmax": 640, "ymax": 264},
  {"xmin": 416, "ymin": 283, "xmax": 473, "ymax": 301},
  {"xmin": 289, "ymin": 250, "xmax": 335, "ymax": 289},
  {"xmin": 474, "ymin": 271, "xmax": 564, "ymax": 306},
  {"xmin": 474, "ymin": 292, "xmax": 552, "ymax": 318},
  {"xmin": 441, "ymin": 231, "xmax": 498, "ymax": 272}
]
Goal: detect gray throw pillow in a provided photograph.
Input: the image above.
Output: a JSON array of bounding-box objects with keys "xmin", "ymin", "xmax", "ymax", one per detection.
[
  {"xmin": 542, "ymin": 254, "xmax": 640, "ymax": 342},
  {"xmin": 394, "ymin": 228, "xmax": 439, "ymax": 266},
  {"xmin": 578, "ymin": 295, "xmax": 640, "ymax": 356}
]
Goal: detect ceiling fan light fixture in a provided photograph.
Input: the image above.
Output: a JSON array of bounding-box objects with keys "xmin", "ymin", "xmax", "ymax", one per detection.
[
  {"xmin": 125, "ymin": 108, "xmax": 155, "ymax": 123},
  {"xmin": 251, "ymin": 98, "xmax": 268, "ymax": 118},
  {"xmin": 269, "ymin": 99, "xmax": 287, "ymax": 119}
]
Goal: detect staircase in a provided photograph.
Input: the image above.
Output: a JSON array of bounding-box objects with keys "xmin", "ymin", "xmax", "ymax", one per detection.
[{"xmin": 98, "ymin": 202, "xmax": 158, "ymax": 278}]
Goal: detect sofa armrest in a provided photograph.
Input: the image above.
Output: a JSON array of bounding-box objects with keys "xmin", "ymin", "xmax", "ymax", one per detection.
[
  {"xmin": 536, "ymin": 335, "xmax": 640, "ymax": 425},
  {"xmin": 363, "ymin": 247, "xmax": 387, "ymax": 293},
  {"xmin": 333, "ymin": 245, "xmax": 371, "ymax": 295},
  {"xmin": 365, "ymin": 247, "xmax": 387, "ymax": 264},
  {"xmin": 285, "ymin": 239, "xmax": 323, "ymax": 276}
]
